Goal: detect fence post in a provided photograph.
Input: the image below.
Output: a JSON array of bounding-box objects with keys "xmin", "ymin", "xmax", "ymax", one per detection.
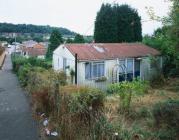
[
  {"xmin": 55, "ymin": 80, "xmax": 60, "ymax": 116},
  {"xmin": 75, "ymin": 53, "xmax": 78, "ymax": 85}
]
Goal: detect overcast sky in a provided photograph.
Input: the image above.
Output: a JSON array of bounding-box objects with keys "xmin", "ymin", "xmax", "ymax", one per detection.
[{"xmin": 0, "ymin": 0, "xmax": 171, "ymax": 35}]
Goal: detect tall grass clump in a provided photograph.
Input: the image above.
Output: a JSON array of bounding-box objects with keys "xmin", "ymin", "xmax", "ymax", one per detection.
[
  {"xmin": 58, "ymin": 86, "xmax": 109, "ymax": 140},
  {"xmin": 27, "ymin": 68, "xmax": 66, "ymax": 115},
  {"xmin": 152, "ymin": 100, "xmax": 179, "ymax": 140}
]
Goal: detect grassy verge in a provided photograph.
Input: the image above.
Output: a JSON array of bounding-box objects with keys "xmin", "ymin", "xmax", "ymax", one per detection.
[{"xmin": 0, "ymin": 47, "xmax": 6, "ymax": 69}]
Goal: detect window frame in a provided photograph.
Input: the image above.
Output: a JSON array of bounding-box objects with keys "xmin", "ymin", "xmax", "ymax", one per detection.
[{"xmin": 85, "ymin": 61, "xmax": 105, "ymax": 80}]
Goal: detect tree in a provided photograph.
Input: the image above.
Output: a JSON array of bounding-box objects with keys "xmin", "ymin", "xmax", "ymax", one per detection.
[
  {"xmin": 0, "ymin": 23, "xmax": 76, "ymax": 35},
  {"xmin": 143, "ymin": 26, "xmax": 175, "ymax": 76},
  {"xmin": 94, "ymin": 4, "xmax": 117, "ymax": 43},
  {"xmin": 66, "ymin": 38, "xmax": 74, "ymax": 43},
  {"xmin": 32, "ymin": 36, "xmax": 43, "ymax": 43},
  {"xmin": 169, "ymin": 0, "xmax": 179, "ymax": 70},
  {"xmin": 94, "ymin": 4, "xmax": 142, "ymax": 43},
  {"xmin": 73, "ymin": 34, "xmax": 85, "ymax": 43},
  {"xmin": 46, "ymin": 29, "xmax": 63, "ymax": 59}
]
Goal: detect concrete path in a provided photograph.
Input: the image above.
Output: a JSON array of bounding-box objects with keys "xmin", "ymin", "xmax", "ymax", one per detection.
[{"xmin": 0, "ymin": 55, "xmax": 39, "ymax": 140}]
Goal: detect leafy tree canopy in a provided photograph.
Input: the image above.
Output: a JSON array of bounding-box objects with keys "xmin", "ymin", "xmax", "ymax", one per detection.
[
  {"xmin": 73, "ymin": 34, "xmax": 85, "ymax": 43},
  {"xmin": 143, "ymin": 0, "xmax": 179, "ymax": 77},
  {"xmin": 0, "ymin": 23, "xmax": 76, "ymax": 36}
]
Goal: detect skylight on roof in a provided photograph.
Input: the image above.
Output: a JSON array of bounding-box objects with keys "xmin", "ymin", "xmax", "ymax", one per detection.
[{"xmin": 93, "ymin": 45, "xmax": 105, "ymax": 53}]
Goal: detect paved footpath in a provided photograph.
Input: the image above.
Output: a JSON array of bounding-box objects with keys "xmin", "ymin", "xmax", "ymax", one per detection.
[{"xmin": 0, "ymin": 55, "xmax": 39, "ymax": 140}]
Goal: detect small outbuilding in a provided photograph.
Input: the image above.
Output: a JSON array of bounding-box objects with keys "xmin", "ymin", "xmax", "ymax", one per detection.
[{"xmin": 53, "ymin": 43, "xmax": 162, "ymax": 89}]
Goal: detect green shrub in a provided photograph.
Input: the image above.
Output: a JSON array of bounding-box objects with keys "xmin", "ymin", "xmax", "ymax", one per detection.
[
  {"xmin": 137, "ymin": 107, "xmax": 151, "ymax": 118},
  {"xmin": 17, "ymin": 64, "xmax": 31, "ymax": 86},
  {"xmin": 92, "ymin": 116, "xmax": 115, "ymax": 140},
  {"xmin": 107, "ymin": 80, "xmax": 149, "ymax": 112},
  {"xmin": 155, "ymin": 129, "xmax": 178, "ymax": 140},
  {"xmin": 11, "ymin": 55, "xmax": 52, "ymax": 73},
  {"xmin": 107, "ymin": 79, "xmax": 149, "ymax": 95},
  {"xmin": 152, "ymin": 100, "xmax": 179, "ymax": 129},
  {"xmin": 107, "ymin": 83, "xmax": 121, "ymax": 94},
  {"xmin": 152, "ymin": 100, "xmax": 179, "ymax": 140},
  {"xmin": 11, "ymin": 55, "xmax": 28, "ymax": 72}
]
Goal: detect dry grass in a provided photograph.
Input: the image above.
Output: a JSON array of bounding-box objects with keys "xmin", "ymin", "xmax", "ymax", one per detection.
[
  {"xmin": 105, "ymin": 78, "xmax": 179, "ymax": 112},
  {"xmin": 104, "ymin": 78, "xmax": 179, "ymax": 139}
]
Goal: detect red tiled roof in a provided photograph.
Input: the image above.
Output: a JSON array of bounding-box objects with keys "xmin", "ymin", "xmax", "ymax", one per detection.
[
  {"xmin": 22, "ymin": 45, "xmax": 46, "ymax": 57},
  {"xmin": 33, "ymin": 44, "xmax": 45, "ymax": 49},
  {"xmin": 65, "ymin": 43, "xmax": 160, "ymax": 61}
]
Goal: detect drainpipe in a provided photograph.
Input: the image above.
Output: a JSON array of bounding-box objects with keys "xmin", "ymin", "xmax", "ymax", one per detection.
[{"xmin": 75, "ymin": 53, "xmax": 78, "ymax": 85}]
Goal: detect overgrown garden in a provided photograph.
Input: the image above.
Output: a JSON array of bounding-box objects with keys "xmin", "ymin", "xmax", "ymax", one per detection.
[{"xmin": 11, "ymin": 55, "xmax": 179, "ymax": 140}]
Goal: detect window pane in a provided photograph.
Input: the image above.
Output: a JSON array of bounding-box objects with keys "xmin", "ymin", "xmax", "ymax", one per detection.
[
  {"xmin": 119, "ymin": 60, "xmax": 125, "ymax": 73},
  {"xmin": 63, "ymin": 58, "xmax": 67, "ymax": 70},
  {"xmin": 92, "ymin": 62, "xmax": 104, "ymax": 78},
  {"xmin": 98, "ymin": 64, "xmax": 104, "ymax": 77},
  {"xmin": 92, "ymin": 63, "xmax": 98, "ymax": 78},
  {"xmin": 85, "ymin": 63, "xmax": 91, "ymax": 79},
  {"xmin": 127, "ymin": 59, "xmax": 133, "ymax": 73}
]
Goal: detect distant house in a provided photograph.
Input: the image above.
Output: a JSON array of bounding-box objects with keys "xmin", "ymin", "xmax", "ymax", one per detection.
[
  {"xmin": 53, "ymin": 43, "xmax": 162, "ymax": 89},
  {"xmin": 22, "ymin": 43, "xmax": 47, "ymax": 59},
  {"xmin": 7, "ymin": 43, "xmax": 22, "ymax": 55},
  {"xmin": 22, "ymin": 40, "xmax": 38, "ymax": 48}
]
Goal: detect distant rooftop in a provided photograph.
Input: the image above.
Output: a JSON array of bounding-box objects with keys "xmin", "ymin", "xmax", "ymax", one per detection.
[{"xmin": 22, "ymin": 40, "xmax": 38, "ymax": 48}]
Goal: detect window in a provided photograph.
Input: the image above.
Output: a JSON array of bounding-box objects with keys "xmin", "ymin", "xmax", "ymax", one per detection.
[
  {"xmin": 118, "ymin": 59, "xmax": 134, "ymax": 82},
  {"xmin": 119, "ymin": 59, "xmax": 126, "ymax": 82},
  {"xmin": 63, "ymin": 58, "xmax": 67, "ymax": 71},
  {"xmin": 85, "ymin": 62, "xmax": 105, "ymax": 79},
  {"xmin": 119, "ymin": 60, "xmax": 126, "ymax": 73},
  {"xmin": 85, "ymin": 63, "xmax": 91, "ymax": 79},
  {"xmin": 127, "ymin": 59, "xmax": 133, "ymax": 73},
  {"xmin": 127, "ymin": 59, "xmax": 133, "ymax": 81},
  {"xmin": 134, "ymin": 59, "xmax": 140, "ymax": 78}
]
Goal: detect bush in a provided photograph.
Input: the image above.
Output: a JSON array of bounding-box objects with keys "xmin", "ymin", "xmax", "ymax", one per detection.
[
  {"xmin": 17, "ymin": 64, "xmax": 31, "ymax": 86},
  {"xmin": 27, "ymin": 68, "xmax": 66, "ymax": 115},
  {"xmin": 152, "ymin": 100, "xmax": 179, "ymax": 140},
  {"xmin": 11, "ymin": 55, "xmax": 28, "ymax": 72},
  {"xmin": 152, "ymin": 100, "xmax": 179, "ymax": 129},
  {"xmin": 107, "ymin": 79, "xmax": 149, "ymax": 95},
  {"xmin": 58, "ymin": 85, "xmax": 106, "ymax": 140},
  {"xmin": 149, "ymin": 73, "xmax": 165, "ymax": 87},
  {"xmin": 11, "ymin": 55, "xmax": 52, "ymax": 73},
  {"xmin": 107, "ymin": 80, "xmax": 149, "ymax": 112}
]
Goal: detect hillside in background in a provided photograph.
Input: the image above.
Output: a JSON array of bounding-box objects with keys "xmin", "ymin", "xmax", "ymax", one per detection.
[{"xmin": 0, "ymin": 23, "xmax": 76, "ymax": 36}]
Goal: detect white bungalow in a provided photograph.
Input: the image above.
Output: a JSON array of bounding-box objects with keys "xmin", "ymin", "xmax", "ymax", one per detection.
[{"xmin": 53, "ymin": 43, "xmax": 162, "ymax": 89}]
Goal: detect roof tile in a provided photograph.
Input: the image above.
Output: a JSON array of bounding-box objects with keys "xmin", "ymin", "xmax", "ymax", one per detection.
[{"xmin": 65, "ymin": 43, "xmax": 160, "ymax": 61}]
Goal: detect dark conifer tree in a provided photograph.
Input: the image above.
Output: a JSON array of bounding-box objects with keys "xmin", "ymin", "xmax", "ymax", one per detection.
[
  {"xmin": 46, "ymin": 29, "xmax": 63, "ymax": 59},
  {"xmin": 94, "ymin": 4, "xmax": 142, "ymax": 43},
  {"xmin": 94, "ymin": 4, "xmax": 117, "ymax": 43}
]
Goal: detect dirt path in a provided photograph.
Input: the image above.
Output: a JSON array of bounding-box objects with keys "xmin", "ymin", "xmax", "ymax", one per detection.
[{"xmin": 0, "ymin": 55, "xmax": 39, "ymax": 140}]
